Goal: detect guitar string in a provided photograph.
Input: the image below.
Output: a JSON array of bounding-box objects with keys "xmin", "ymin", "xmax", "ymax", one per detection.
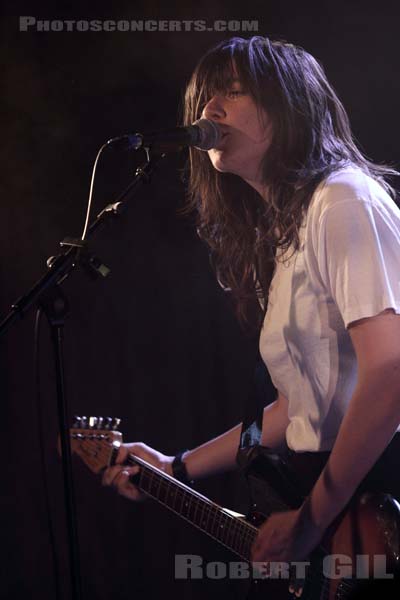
[
  {"xmin": 127, "ymin": 452, "xmax": 257, "ymax": 542},
  {"xmin": 136, "ymin": 463, "xmax": 257, "ymax": 556},
  {"xmin": 135, "ymin": 464, "xmax": 375, "ymax": 597},
  {"xmin": 141, "ymin": 474, "xmax": 255, "ymax": 551},
  {"xmin": 81, "ymin": 438, "xmax": 381, "ymax": 597},
  {"xmin": 82, "ymin": 440, "xmax": 318, "ymax": 562},
  {"xmin": 87, "ymin": 442, "xmax": 371, "ymax": 592},
  {"xmin": 138, "ymin": 471, "xmax": 251, "ymax": 559},
  {"xmin": 137, "ymin": 465, "xmax": 371, "ymax": 595}
]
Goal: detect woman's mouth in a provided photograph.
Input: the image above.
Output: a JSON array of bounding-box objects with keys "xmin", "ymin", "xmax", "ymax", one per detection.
[{"xmin": 211, "ymin": 130, "xmax": 230, "ymax": 151}]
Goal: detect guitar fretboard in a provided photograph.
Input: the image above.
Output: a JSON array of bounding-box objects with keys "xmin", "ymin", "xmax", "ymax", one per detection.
[{"xmin": 129, "ymin": 454, "xmax": 257, "ymax": 560}]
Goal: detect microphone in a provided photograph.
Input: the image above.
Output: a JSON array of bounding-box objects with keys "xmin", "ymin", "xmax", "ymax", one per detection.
[{"xmin": 107, "ymin": 118, "xmax": 220, "ymax": 152}]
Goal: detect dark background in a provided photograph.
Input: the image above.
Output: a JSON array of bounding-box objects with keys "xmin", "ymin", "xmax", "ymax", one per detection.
[{"xmin": 1, "ymin": 1, "xmax": 399, "ymax": 599}]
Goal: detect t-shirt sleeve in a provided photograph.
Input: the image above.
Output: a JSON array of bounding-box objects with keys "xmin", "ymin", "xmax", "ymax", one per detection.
[{"xmin": 311, "ymin": 194, "xmax": 400, "ymax": 328}]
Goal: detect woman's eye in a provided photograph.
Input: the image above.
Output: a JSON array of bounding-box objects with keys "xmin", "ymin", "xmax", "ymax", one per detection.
[{"xmin": 226, "ymin": 90, "xmax": 244, "ymax": 99}]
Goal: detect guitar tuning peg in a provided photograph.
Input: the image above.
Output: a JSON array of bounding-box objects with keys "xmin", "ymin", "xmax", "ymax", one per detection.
[
  {"xmin": 104, "ymin": 417, "xmax": 113, "ymax": 430},
  {"xmin": 89, "ymin": 416, "xmax": 98, "ymax": 429},
  {"xmin": 81, "ymin": 416, "xmax": 88, "ymax": 429},
  {"xmin": 72, "ymin": 416, "xmax": 82, "ymax": 428},
  {"xmin": 111, "ymin": 418, "xmax": 121, "ymax": 430},
  {"xmin": 96, "ymin": 417, "xmax": 104, "ymax": 429}
]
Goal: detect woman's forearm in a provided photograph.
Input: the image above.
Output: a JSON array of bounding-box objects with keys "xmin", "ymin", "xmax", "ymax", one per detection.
[
  {"xmin": 304, "ymin": 369, "xmax": 400, "ymax": 529},
  {"xmin": 171, "ymin": 395, "xmax": 289, "ymax": 481},
  {"xmin": 175, "ymin": 422, "xmax": 242, "ymax": 480}
]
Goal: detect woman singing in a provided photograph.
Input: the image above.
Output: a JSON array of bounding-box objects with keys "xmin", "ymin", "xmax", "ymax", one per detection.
[{"xmin": 103, "ymin": 36, "xmax": 400, "ymax": 591}]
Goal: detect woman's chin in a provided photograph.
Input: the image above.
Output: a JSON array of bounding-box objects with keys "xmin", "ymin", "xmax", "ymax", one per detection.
[{"xmin": 210, "ymin": 155, "xmax": 232, "ymax": 173}]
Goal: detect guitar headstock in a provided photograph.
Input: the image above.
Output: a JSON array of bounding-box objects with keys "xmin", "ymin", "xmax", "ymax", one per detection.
[{"xmin": 67, "ymin": 415, "xmax": 123, "ymax": 474}]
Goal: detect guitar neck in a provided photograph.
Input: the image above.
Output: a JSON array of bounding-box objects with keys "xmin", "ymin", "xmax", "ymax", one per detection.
[{"xmin": 128, "ymin": 454, "xmax": 257, "ymax": 560}]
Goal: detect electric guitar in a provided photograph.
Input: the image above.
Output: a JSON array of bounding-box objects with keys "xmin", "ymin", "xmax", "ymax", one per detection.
[{"xmin": 67, "ymin": 416, "xmax": 400, "ymax": 599}]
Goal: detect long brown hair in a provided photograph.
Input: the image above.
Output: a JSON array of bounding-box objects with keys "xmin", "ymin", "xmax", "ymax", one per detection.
[{"xmin": 183, "ymin": 36, "xmax": 398, "ymax": 331}]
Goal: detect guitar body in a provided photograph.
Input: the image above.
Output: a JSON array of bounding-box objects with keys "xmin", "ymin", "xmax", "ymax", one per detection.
[
  {"xmin": 68, "ymin": 418, "xmax": 400, "ymax": 600},
  {"xmin": 243, "ymin": 446, "xmax": 400, "ymax": 599}
]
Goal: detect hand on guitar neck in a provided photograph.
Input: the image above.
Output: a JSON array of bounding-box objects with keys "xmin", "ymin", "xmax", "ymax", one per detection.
[
  {"xmin": 101, "ymin": 395, "xmax": 288, "ymax": 503},
  {"xmin": 102, "ymin": 442, "xmax": 174, "ymax": 502},
  {"xmin": 68, "ymin": 417, "xmax": 400, "ymax": 599}
]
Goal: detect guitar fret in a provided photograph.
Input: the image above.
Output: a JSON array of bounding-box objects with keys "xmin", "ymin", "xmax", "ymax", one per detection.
[
  {"xmin": 165, "ymin": 479, "xmax": 174, "ymax": 504},
  {"xmin": 230, "ymin": 519, "xmax": 241, "ymax": 555},
  {"xmin": 172, "ymin": 482, "xmax": 179, "ymax": 510},
  {"xmin": 178, "ymin": 488, "xmax": 185, "ymax": 515},
  {"xmin": 159, "ymin": 478, "xmax": 169, "ymax": 504},
  {"xmin": 198, "ymin": 500, "xmax": 206, "ymax": 528},
  {"xmin": 218, "ymin": 513, "xmax": 229, "ymax": 546},
  {"xmin": 192, "ymin": 499, "xmax": 199, "ymax": 526},
  {"xmin": 227, "ymin": 516, "xmax": 239, "ymax": 551},
  {"xmin": 181, "ymin": 491, "xmax": 191, "ymax": 518},
  {"xmin": 187, "ymin": 496, "xmax": 198, "ymax": 523},
  {"xmin": 238, "ymin": 522, "xmax": 251, "ymax": 559},
  {"xmin": 133, "ymin": 460, "xmax": 258, "ymax": 559},
  {"xmin": 204, "ymin": 504, "xmax": 214, "ymax": 533},
  {"xmin": 238, "ymin": 522, "xmax": 251, "ymax": 556},
  {"xmin": 216, "ymin": 513, "xmax": 224, "ymax": 543},
  {"xmin": 241, "ymin": 526, "xmax": 255, "ymax": 560},
  {"xmin": 211, "ymin": 510, "xmax": 219, "ymax": 539},
  {"xmin": 156, "ymin": 472, "xmax": 163, "ymax": 499},
  {"xmin": 236, "ymin": 523, "xmax": 247, "ymax": 558},
  {"xmin": 74, "ymin": 426, "xmax": 378, "ymax": 593},
  {"xmin": 210, "ymin": 510, "xmax": 218, "ymax": 537}
]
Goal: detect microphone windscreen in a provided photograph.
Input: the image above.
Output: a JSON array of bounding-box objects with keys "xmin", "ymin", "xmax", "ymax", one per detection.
[{"xmin": 192, "ymin": 118, "xmax": 221, "ymax": 151}]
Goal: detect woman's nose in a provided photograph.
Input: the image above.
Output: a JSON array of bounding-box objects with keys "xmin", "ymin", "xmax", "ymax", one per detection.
[{"xmin": 202, "ymin": 95, "xmax": 226, "ymax": 120}]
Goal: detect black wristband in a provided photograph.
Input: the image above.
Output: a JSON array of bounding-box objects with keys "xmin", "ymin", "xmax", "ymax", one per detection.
[{"xmin": 172, "ymin": 450, "xmax": 193, "ymax": 485}]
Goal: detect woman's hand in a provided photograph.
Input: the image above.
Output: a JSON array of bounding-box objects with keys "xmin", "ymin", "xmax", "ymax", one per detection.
[
  {"xmin": 251, "ymin": 506, "xmax": 325, "ymax": 564},
  {"xmin": 102, "ymin": 442, "xmax": 173, "ymax": 502}
]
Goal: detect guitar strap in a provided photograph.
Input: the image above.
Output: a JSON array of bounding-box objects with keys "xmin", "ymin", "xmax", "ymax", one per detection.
[
  {"xmin": 236, "ymin": 352, "xmax": 400, "ymax": 502},
  {"xmin": 236, "ymin": 352, "xmax": 276, "ymax": 469},
  {"xmin": 235, "ymin": 352, "xmax": 310, "ymax": 522}
]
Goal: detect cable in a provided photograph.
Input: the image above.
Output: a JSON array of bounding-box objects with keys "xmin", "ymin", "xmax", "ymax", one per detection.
[
  {"xmin": 81, "ymin": 141, "xmax": 109, "ymax": 241},
  {"xmin": 34, "ymin": 307, "xmax": 61, "ymax": 600},
  {"xmin": 33, "ymin": 134, "xmax": 131, "ymax": 595}
]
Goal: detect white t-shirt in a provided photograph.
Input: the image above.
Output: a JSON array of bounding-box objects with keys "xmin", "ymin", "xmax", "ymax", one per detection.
[{"xmin": 259, "ymin": 165, "xmax": 400, "ymax": 452}]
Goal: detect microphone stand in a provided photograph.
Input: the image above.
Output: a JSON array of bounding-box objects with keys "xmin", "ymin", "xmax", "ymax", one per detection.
[{"xmin": 0, "ymin": 149, "xmax": 165, "ymax": 600}]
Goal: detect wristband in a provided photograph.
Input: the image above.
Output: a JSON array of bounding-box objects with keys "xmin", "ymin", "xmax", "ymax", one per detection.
[{"xmin": 172, "ymin": 450, "xmax": 193, "ymax": 485}]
